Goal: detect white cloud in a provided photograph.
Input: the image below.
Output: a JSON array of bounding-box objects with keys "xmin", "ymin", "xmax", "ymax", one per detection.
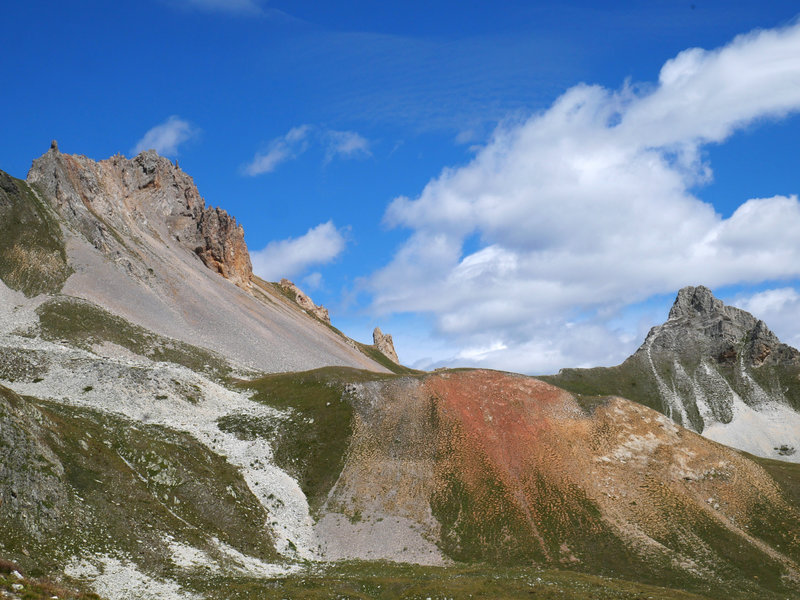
[
  {"xmin": 132, "ymin": 116, "xmax": 198, "ymax": 156},
  {"xmin": 369, "ymin": 22, "xmax": 800, "ymax": 374},
  {"xmin": 250, "ymin": 221, "xmax": 347, "ymax": 281},
  {"xmin": 244, "ymin": 126, "xmax": 370, "ymax": 175},
  {"xmin": 325, "ymin": 130, "xmax": 371, "ymax": 163},
  {"xmin": 243, "ymin": 125, "xmax": 311, "ymax": 176},
  {"xmin": 302, "ymin": 272, "xmax": 324, "ymax": 291}
]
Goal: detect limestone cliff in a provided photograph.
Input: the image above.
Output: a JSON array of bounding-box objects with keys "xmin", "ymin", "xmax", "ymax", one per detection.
[{"xmin": 27, "ymin": 142, "xmax": 252, "ymax": 288}]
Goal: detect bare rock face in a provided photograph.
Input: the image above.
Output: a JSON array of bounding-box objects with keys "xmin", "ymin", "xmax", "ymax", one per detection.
[
  {"xmin": 279, "ymin": 279, "xmax": 330, "ymax": 324},
  {"xmin": 373, "ymin": 327, "xmax": 399, "ymax": 363},
  {"xmin": 26, "ymin": 144, "xmax": 252, "ymax": 288},
  {"xmin": 194, "ymin": 208, "xmax": 251, "ymax": 288},
  {"xmin": 654, "ymin": 285, "xmax": 797, "ymax": 371}
]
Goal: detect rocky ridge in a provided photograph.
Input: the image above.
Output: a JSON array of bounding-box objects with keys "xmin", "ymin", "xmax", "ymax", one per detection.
[{"xmin": 28, "ymin": 141, "xmax": 252, "ymax": 288}]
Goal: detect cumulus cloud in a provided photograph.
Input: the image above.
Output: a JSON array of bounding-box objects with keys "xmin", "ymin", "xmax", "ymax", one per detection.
[
  {"xmin": 369, "ymin": 22, "xmax": 800, "ymax": 374},
  {"xmin": 250, "ymin": 221, "xmax": 347, "ymax": 281},
  {"xmin": 243, "ymin": 125, "xmax": 311, "ymax": 175},
  {"xmin": 132, "ymin": 116, "xmax": 198, "ymax": 156},
  {"xmin": 302, "ymin": 271, "xmax": 324, "ymax": 290}
]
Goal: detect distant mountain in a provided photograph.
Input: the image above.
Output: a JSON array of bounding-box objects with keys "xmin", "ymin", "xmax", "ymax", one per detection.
[{"xmin": 544, "ymin": 285, "xmax": 800, "ymax": 462}]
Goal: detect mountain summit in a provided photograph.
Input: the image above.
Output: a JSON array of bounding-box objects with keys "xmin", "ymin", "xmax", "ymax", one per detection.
[
  {"xmin": 546, "ymin": 285, "xmax": 800, "ymax": 461},
  {"xmin": 2, "ymin": 144, "xmax": 387, "ymax": 374},
  {"xmin": 662, "ymin": 285, "xmax": 797, "ymax": 373}
]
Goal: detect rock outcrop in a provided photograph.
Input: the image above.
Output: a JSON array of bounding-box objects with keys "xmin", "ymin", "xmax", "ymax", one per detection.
[
  {"xmin": 193, "ymin": 207, "xmax": 251, "ymax": 288},
  {"xmin": 27, "ymin": 144, "xmax": 252, "ymax": 288},
  {"xmin": 544, "ymin": 285, "xmax": 800, "ymax": 461},
  {"xmin": 372, "ymin": 327, "xmax": 399, "ymax": 363},
  {"xmin": 278, "ymin": 279, "xmax": 330, "ymax": 324}
]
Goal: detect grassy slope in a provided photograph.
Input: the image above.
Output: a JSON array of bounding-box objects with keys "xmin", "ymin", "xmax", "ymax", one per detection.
[
  {"xmin": 0, "ymin": 170, "xmax": 71, "ymax": 296},
  {"xmin": 0, "ymin": 385, "xmax": 278, "ymax": 580},
  {"xmin": 0, "ymin": 557, "xmax": 717, "ymax": 600},
  {"xmin": 540, "ymin": 357, "xmax": 664, "ymax": 414},
  {"xmin": 752, "ymin": 453, "xmax": 800, "ymax": 509},
  {"xmin": 190, "ymin": 562, "xmax": 716, "ymax": 600},
  {"xmin": 545, "ymin": 336, "xmax": 800, "ymax": 426},
  {"xmin": 233, "ymin": 368, "xmax": 800, "ymax": 599},
  {"xmin": 353, "ymin": 340, "xmax": 421, "ymax": 375},
  {"xmin": 0, "ymin": 558, "xmax": 102, "ymax": 599}
]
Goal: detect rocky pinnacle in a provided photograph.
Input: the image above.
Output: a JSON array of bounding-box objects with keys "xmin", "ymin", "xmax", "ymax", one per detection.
[{"xmin": 373, "ymin": 327, "xmax": 399, "ymax": 363}]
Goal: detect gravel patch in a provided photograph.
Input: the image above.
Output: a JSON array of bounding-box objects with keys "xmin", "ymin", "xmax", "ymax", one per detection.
[{"xmin": 65, "ymin": 554, "xmax": 201, "ymax": 600}]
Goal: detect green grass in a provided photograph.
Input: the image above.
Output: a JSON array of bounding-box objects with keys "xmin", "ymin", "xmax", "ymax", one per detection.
[
  {"xmin": 750, "ymin": 453, "xmax": 800, "ymax": 509},
  {"xmin": 0, "ymin": 171, "xmax": 71, "ymax": 296},
  {"xmin": 354, "ymin": 341, "xmax": 422, "ymax": 375},
  {"xmin": 0, "ymin": 564, "xmax": 102, "ymax": 599},
  {"xmin": 185, "ymin": 561, "xmax": 718, "ymax": 600},
  {"xmin": 747, "ymin": 362, "xmax": 800, "ymax": 413},
  {"xmin": 744, "ymin": 453, "xmax": 800, "ymax": 566},
  {"xmin": 36, "ymin": 296, "xmax": 233, "ymax": 380},
  {"xmin": 541, "ymin": 355, "xmax": 711, "ymax": 431},
  {"xmin": 235, "ymin": 368, "xmax": 399, "ymax": 512},
  {"xmin": 540, "ymin": 358, "xmax": 663, "ymax": 415}
]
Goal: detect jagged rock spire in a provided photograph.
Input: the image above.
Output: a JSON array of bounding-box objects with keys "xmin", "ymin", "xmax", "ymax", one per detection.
[{"xmin": 373, "ymin": 327, "xmax": 399, "ymax": 363}]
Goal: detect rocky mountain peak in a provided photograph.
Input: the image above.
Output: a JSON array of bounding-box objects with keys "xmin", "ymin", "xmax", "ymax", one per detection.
[
  {"xmin": 26, "ymin": 145, "xmax": 252, "ymax": 288},
  {"xmin": 648, "ymin": 285, "xmax": 792, "ymax": 368},
  {"xmin": 547, "ymin": 285, "xmax": 800, "ymax": 459},
  {"xmin": 668, "ymin": 285, "xmax": 724, "ymax": 319}
]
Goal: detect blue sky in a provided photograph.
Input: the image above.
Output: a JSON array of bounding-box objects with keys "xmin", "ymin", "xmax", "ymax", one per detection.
[{"xmin": 4, "ymin": 1, "xmax": 800, "ymax": 373}]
